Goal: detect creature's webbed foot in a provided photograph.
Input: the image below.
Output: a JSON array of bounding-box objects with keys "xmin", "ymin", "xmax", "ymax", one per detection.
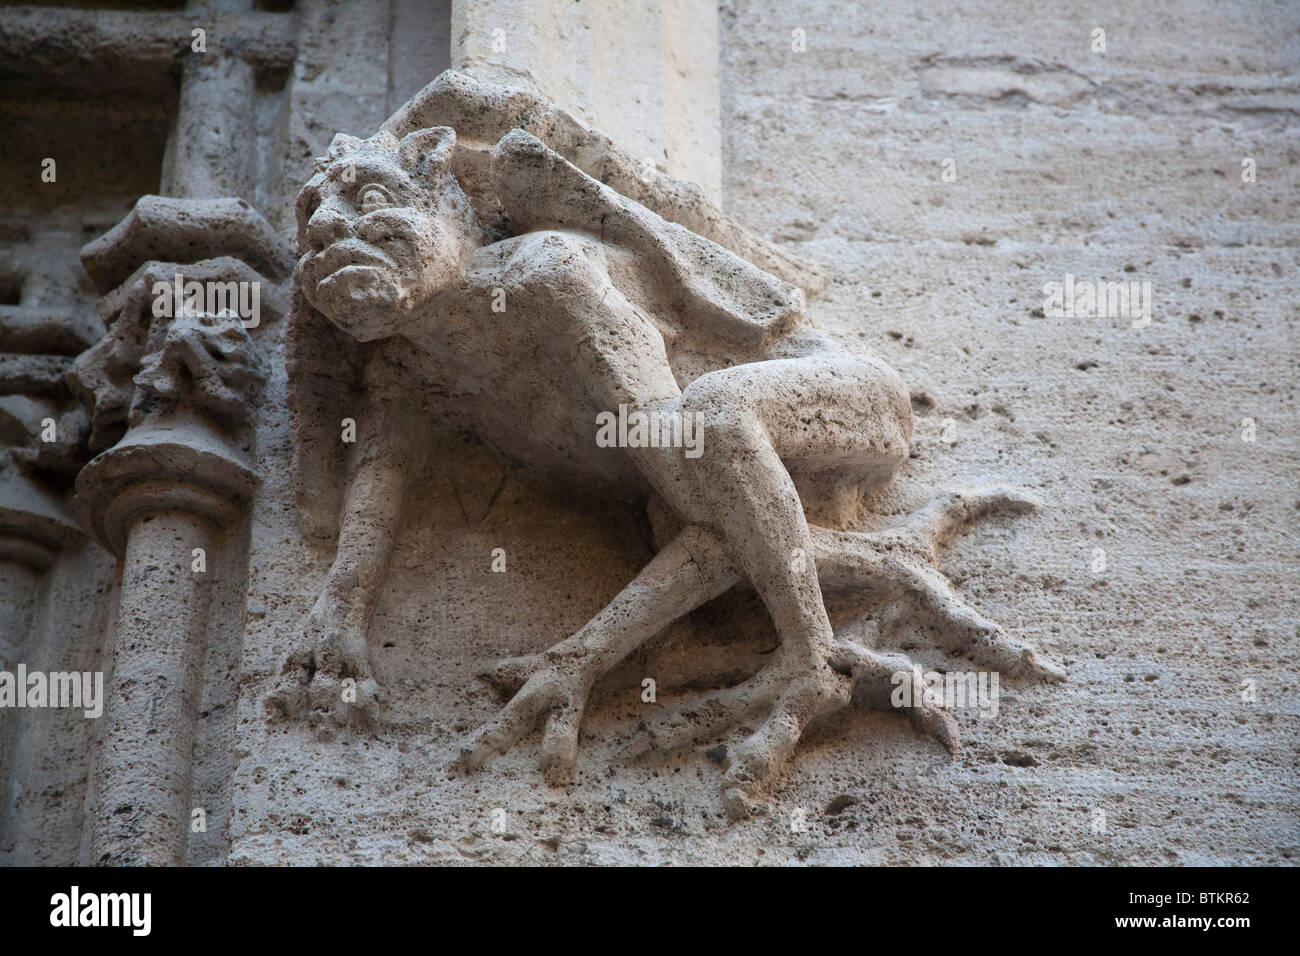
[{"xmin": 265, "ymin": 599, "xmax": 383, "ymax": 730}]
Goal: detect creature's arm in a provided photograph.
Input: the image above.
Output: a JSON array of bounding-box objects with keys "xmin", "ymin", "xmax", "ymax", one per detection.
[
  {"xmin": 491, "ymin": 130, "xmax": 805, "ymax": 351},
  {"xmin": 272, "ymin": 339, "xmax": 410, "ymax": 721},
  {"xmin": 303, "ymin": 348, "xmax": 411, "ymax": 655}
]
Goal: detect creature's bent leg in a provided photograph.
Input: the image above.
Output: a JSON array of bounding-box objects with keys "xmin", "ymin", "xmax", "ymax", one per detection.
[
  {"xmin": 569, "ymin": 273, "xmax": 904, "ymax": 676},
  {"xmin": 641, "ymin": 355, "xmax": 909, "ymax": 811},
  {"xmin": 458, "ymin": 524, "xmax": 741, "ymax": 783}
]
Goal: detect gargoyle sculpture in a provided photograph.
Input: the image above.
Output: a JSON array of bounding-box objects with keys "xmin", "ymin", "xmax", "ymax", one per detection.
[{"xmin": 272, "ymin": 72, "xmax": 1064, "ymax": 818}]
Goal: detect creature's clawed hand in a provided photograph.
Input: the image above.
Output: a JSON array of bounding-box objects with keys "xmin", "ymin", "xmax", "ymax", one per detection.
[{"xmin": 266, "ymin": 593, "xmax": 383, "ymax": 730}]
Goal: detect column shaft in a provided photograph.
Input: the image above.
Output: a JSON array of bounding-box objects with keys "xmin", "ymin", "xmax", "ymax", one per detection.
[{"xmin": 89, "ymin": 511, "xmax": 213, "ymax": 866}]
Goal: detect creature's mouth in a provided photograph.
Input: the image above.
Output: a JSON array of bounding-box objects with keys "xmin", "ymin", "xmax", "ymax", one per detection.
[{"xmin": 312, "ymin": 238, "xmax": 397, "ymax": 284}]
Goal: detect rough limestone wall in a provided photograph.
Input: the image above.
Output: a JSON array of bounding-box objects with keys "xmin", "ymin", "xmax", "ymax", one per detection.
[{"xmin": 719, "ymin": 0, "xmax": 1298, "ymax": 862}]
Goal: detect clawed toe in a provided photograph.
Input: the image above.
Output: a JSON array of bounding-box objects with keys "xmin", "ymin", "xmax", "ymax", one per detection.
[
  {"xmin": 1013, "ymin": 647, "xmax": 1067, "ymax": 683},
  {"xmin": 476, "ymin": 653, "xmax": 544, "ymax": 697},
  {"xmin": 456, "ymin": 654, "xmax": 595, "ymax": 785},
  {"xmin": 907, "ymin": 697, "xmax": 960, "ymax": 753}
]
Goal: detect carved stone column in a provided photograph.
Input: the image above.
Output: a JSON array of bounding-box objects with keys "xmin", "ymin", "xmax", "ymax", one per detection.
[
  {"xmin": 77, "ymin": 412, "xmax": 257, "ymax": 865},
  {"xmin": 73, "ymin": 304, "xmax": 268, "ymax": 865},
  {"xmin": 70, "ymin": 64, "xmax": 283, "ymax": 863},
  {"xmin": 0, "ymin": 0, "xmax": 296, "ymax": 863},
  {"xmin": 0, "ymin": 464, "xmax": 81, "ymax": 837},
  {"xmin": 56, "ymin": 0, "xmax": 292, "ymax": 864}
]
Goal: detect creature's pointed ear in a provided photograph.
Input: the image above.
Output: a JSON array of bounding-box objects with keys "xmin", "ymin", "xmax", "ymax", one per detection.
[
  {"xmin": 326, "ymin": 133, "xmax": 364, "ymax": 162},
  {"xmin": 397, "ymin": 126, "xmax": 457, "ymax": 179},
  {"xmin": 313, "ymin": 133, "xmax": 364, "ymax": 173},
  {"xmin": 328, "ymin": 132, "xmax": 363, "ymax": 153}
]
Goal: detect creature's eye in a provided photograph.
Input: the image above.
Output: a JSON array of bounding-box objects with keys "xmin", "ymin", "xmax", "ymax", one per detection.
[{"xmin": 358, "ymin": 185, "xmax": 391, "ymax": 214}]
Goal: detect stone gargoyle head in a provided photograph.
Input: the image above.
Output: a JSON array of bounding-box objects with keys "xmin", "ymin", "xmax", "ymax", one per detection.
[{"xmin": 294, "ymin": 126, "xmax": 480, "ymax": 342}]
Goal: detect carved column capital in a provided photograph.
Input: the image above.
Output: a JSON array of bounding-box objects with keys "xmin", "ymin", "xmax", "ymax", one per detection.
[
  {"xmin": 73, "ymin": 408, "xmax": 257, "ymax": 559},
  {"xmin": 0, "ymin": 281, "xmax": 95, "ymax": 572},
  {"xmin": 70, "ymin": 281, "xmax": 269, "ymax": 554}
]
